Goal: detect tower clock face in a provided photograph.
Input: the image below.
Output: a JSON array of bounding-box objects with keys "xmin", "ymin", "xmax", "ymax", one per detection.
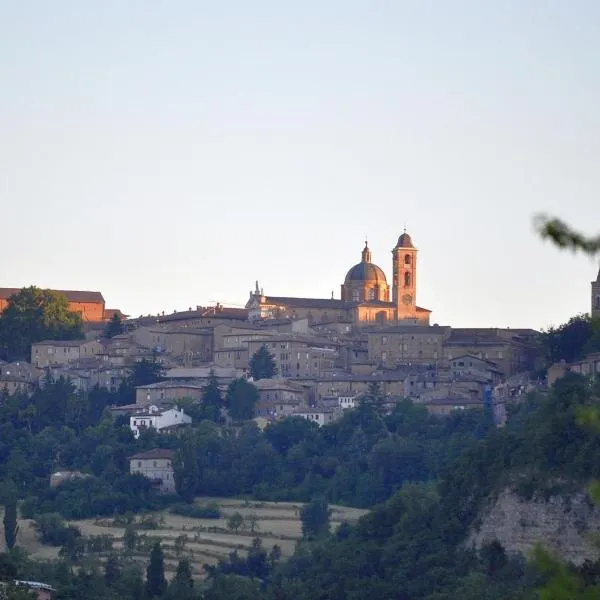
[{"xmin": 402, "ymin": 294, "xmax": 413, "ymax": 305}]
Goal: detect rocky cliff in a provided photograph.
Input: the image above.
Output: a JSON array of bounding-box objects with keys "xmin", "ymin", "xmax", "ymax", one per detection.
[{"xmin": 467, "ymin": 488, "xmax": 600, "ymax": 565}]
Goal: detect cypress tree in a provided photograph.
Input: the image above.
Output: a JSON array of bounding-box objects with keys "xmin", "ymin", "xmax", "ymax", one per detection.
[{"xmin": 146, "ymin": 542, "xmax": 167, "ymax": 597}]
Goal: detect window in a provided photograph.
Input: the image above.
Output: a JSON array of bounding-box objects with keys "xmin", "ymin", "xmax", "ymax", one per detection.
[
  {"xmin": 498, "ymin": 351, "xmax": 504, "ymax": 359},
  {"xmin": 404, "ymin": 272, "xmax": 411, "ymax": 287},
  {"xmin": 352, "ymin": 290, "xmax": 360, "ymax": 302},
  {"xmin": 381, "ymin": 336, "xmax": 388, "ymax": 345},
  {"xmin": 596, "ymin": 295, "xmax": 600, "ymax": 310},
  {"xmin": 404, "ymin": 254, "xmax": 411, "ymax": 265},
  {"xmin": 368, "ymin": 288, "xmax": 375, "ymax": 300}
]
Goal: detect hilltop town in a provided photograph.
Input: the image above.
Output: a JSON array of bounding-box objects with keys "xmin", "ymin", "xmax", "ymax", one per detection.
[{"xmin": 2, "ymin": 230, "xmax": 599, "ymax": 434}]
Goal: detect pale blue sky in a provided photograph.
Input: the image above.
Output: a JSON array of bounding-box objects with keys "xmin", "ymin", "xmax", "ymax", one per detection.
[{"xmin": 1, "ymin": 1, "xmax": 599, "ymax": 329}]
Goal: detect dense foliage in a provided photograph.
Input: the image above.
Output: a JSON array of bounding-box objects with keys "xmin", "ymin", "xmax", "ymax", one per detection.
[
  {"xmin": 0, "ymin": 286, "xmax": 84, "ymax": 361},
  {"xmin": 249, "ymin": 345, "xmax": 278, "ymax": 380},
  {"xmin": 542, "ymin": 314, "xmax": 600, "ymax": 364}
]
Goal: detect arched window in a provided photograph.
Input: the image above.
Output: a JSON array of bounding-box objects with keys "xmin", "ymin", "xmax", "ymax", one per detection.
[
  {"xmin": 404, "ymin": 272, "xmax": 411, "ymax": 287},
  {"xmin": 404, "ymin": 254, "xmax": 411, "ymax": 265}
]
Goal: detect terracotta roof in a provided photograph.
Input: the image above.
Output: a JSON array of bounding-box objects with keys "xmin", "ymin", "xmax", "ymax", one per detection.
[
  {"xmin": 369, "ymin": 325, "xmax": 450, "ymax": 335},
  {"xmin": 158, "ymin": 306, "xmax": 249, "ymax": 323},
  {"xmin": 104, "ymin": 308, "xmax": 128, "ymax": 319},
  {"xmin": 264, "ymin": 296, "xmax": 357, "ymax": 310},
  {"xmin": 129, "ymin": 448, "xmax": 174, "ymax": 460},
  {"xmin": 33, "ymin": 339, "xmax": 92, "ymax": 347},
  {"xmin": 0, "ymin": 288, "xmax": 104, "ymax": 303}
]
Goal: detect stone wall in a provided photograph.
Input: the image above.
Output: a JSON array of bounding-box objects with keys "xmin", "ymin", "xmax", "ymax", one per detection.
[{"xmin": 467, "ymin": 488, "xmax": 600, "ymax": 565}]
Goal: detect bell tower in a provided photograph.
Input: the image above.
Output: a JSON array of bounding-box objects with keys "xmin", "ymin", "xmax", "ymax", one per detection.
[
  {"xmin": 392, "ymin": 230, "xmax": 417, "ymax": 319},
  {"xmin": 592, "ymin": 266, "xmax": 600, "ymax": 319}
]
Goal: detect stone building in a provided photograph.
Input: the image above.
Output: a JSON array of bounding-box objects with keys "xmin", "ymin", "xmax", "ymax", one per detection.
[
  {"xmin": 245, "ymin": 336, "xmax": 339, "ymax": 378},
  {"xmin": 443, "ymin": 328, "xmax": 538, "ymax": 376},
  {"xmin": 245, "ymin": 230, "xmax": 431, "ymax": 327},
  {"xmin": 592, "ymin": 266, "xmax": 600, "ymax": 319},
  {"xmin": 253, "ymin": 379, "xmax": 306, "ymax": 418},
  {"xmin": 129, "ymin": 448, "xmax": 175, "ymax": 493},
  {"xmin": 31, "ymin": 339, "xmax": 103, "ymax": 368},
  {"xmin": 129, "ymin": 405, "xmax": 192, "ymax": 439},
  {"xmin": 135, "ymin": 381, "xmax": 204, "ymax": 406},
  {"xmin": 367, "ymin": 325, "xmax": 451, "ymax": 367}
]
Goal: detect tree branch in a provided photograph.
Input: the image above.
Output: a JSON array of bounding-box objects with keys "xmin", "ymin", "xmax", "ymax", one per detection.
[{"xmin": 535, "ymin": 214, "xmax": 600, "ymax": 255}]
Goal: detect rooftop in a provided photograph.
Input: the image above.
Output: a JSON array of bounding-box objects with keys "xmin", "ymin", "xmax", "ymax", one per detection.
[
  {"xmin": 0, "ymin": 288, "xmax": 104, "ymax": 303},
  {"xmin": 130, "ymin": 448, "xmax": 174, "ymax": 461}
]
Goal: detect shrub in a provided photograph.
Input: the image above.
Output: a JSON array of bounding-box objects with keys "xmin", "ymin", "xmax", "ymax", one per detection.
[
  {"xmin": 170, "ymin": 502, "xmax": 221, "ymax": 519},
  {"xmin": 34, "ymin": 513, "xmax": 82, "ymax": 546}
]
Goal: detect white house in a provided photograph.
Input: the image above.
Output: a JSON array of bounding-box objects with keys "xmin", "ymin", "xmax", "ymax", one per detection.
[
  {"xmin": 338, "ymin": 394, "xmax": 358, "ymax": 410},
  {"xmin": 129, "ymin": 405, "xmax": 191, "ymax": 439},
  {"xmin": 292, "ymin": 405, "xmax": 342, "ymax": 427}
]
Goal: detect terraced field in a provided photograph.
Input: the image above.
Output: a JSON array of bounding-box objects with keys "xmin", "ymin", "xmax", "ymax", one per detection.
[{"xmin": 2, "ymin": 499, "xmax": 368, "ymax": 579}]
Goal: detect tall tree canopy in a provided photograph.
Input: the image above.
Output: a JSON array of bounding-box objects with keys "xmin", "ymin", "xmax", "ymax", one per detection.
[
  {"xmin": 225, "ymin": 378, "xmax": 259, "ymax": 421},
  {"xmin": 249, "ymin": 345, "xmax": 278, "ymax": 380},
  {"xmin": 104, "ymin": 313, "xmax": 124, "ymax": 339},
  {"xmin": 0, "ymin": 286, "xmax": 84, "ymax": 360}
]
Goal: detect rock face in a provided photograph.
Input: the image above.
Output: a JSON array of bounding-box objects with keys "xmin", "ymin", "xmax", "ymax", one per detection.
[{"xmin": 467, "ymin": 489, "xmax": 600, "ymax": 565}]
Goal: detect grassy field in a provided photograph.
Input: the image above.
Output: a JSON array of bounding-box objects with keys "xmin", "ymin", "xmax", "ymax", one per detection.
[{"xmin": 1, "ymin": 499, "xmax": 368, "ymax": 578}]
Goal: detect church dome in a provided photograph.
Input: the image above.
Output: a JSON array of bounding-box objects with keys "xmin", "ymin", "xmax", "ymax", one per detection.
[
  {"xmin": 395, "ymin": 232, "xmax": 415, "ymax": 248},
  {"xmin": 344, "ymin": 241, "xmax": 388, "ymax": 284}
]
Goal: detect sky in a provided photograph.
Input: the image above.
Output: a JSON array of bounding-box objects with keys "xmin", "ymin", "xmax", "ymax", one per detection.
[{"xmin": 1, "ymin": 0, "xmax": 599, "ymax": 330}]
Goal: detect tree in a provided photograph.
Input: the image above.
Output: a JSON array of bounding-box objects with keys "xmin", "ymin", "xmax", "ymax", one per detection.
[
  {"xmin": 104, "ymin": 554, "xmax": 121, "ymax": 587},
  {"xmin": 174, "ymin": 558, "xmax": 193, "ymax": 587},
  {"xmin": 0, "ymin": 286, "xmax": 83, "ymax": 361},
  {"xmin": 300, "ymin": 496, "xmax": 331, "ymax": 539},
  {"xmin": 146, "ymin": 541, "xmax": 167, "ymax": 598},
  {"xmin": 536, "ymin": 215, "xmax": 600, "ymax": 256},
  {"xmin": 226, "ymin": 512, "xmax": 244, "ymax": 533},
  {"xmin": 246, "ymin": 513, "xmax": 259, "ymax": 534},
  {"xmin": 127, "ymin": 358, "xmax": 165, "ymax": 388},
  {"xmin": 543, "ymin": 314, "xmax": 600, "ymax": 364},
  {"xmin": 174, "ymin": 433, "xmax": 199, "ymax": 503},
  {"xmin": 104, "ymin": 313, "xmax": 124, "ymax": 339},
  {"xmin": 199, "ymin": 371, "xmax": 224, "ymax": 422},
  {"xmin": 3, "ymin": 496, "xmax": 19, "ymax": 550},
  {"xmin": 225, "ymin": 378, "xmax": 259, "ymax": 421},
  {"xmin": 204, "ymin": 574, "xmax": 262, "ymax": 600},
  {"xmin": 123, "ymin": 524, "xmax": 137, "ymax": 558},
  {"xmin": 249, "ymin": 345, "xmax": 278, "ymax": 380}
]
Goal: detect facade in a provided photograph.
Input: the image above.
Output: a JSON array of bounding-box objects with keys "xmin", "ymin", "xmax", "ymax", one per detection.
[
  {"xmin": 449, "ymin": 354, "xmax": 504, "ymax": 384},
  {"xmin": 31, "ymin": 339, "xmax": 103, "ymax": 368},
  {"xmin": 129, "ymin": 448, "xmax": 175, "ymax": 493},
  {"xmin": 253, "ymin": 379, "xmax": 306, "ymax": 418},
  {"xmin": 443, "ymin": 328, "xmax": 538, "ymax": 376},
  {"xmin": 135, "ymin": 381, "xmax": 204, "ymax": 406},
  {"xmin": 292, "ymin": 405, "xmax": 342, "ymax": 426},
  {"xmin": 0, "ymin": 288, "xmax": 106, "ymax": 322},
  {"xmin": 245, "ymin": 230, "xmax": 431, "ymax": 327},
  {"xmin": 129, "ymin": 405, "xmax": 191, "ymax": 439},
  {"xmin": 128, "ymin": 304, "xmax": 249, "ymax": 330},
  {"xmin": 593, "ymin": 266, "xmax": 600, "ymax": 319},
  {"xmin": 246, "ymin": 336, "xmax": 338, "ymax": 378},
  {"xmin": 368, "ymin": 325, "xmax": 451, "ymax": 367}
]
